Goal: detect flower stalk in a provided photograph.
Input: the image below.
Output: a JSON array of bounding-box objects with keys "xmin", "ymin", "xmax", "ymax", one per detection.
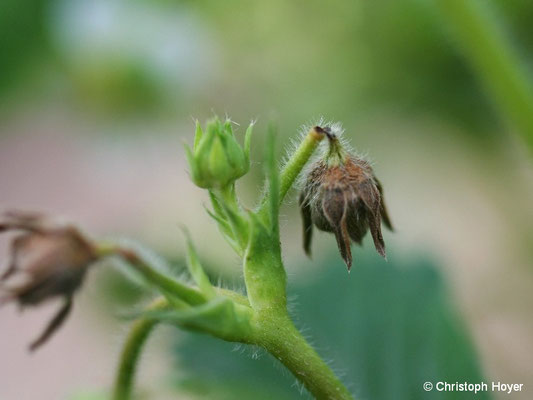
[
  {"xmin": 112, "ymin": 297, "xmax": 169, "ymax": 400},
  {"xmin": 96, "ymin": 242, "xmax": 206, "ymax": 305},
  {"xmin": 264, "ymin": 125, "xmax": 326, "ymax": 210},
  {"xmin": 252, "ymin": 312, "xmax": 353, "ymax": 400}
]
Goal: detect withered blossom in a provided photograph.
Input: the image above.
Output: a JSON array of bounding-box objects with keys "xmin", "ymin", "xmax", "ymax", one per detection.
[
  {"xmin": 299, "ymin": 126, "xmax": 393, "ymax": 271},
  {"xmin": 0, "ymin": 211, "xmax": 97, "ymax": 350}
]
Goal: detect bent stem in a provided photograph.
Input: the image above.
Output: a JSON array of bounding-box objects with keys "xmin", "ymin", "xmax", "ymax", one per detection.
[
  {"xmin": 253, "ymin": 312, "xmax": 353, "ymax": 400},
  {"xmin": 259, "ymin": 126, "xmax": 325, "ymax": 217},
  {"xmin": 279, "ymin": 127, "xmax": 325, "ymax": 201},
  {"xmin": 113, "ymin": 300, "xmax": 354, "ymax": 400},
  {"xmin": 96, "ymin": 243, "xmax": 206, "ymax": 305},
  {"xmin": 112, "ymin": 298, "xmax": 169, "ymax": 400}
]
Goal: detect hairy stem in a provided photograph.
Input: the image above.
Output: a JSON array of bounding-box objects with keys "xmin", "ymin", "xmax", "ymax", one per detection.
[
  {"xmin": 260, "ymin": 127, "xmax": 325, "ymax": 215},
  {"xmin": 253, "ymin": 312, "xmax": 353, "ymax": 400},
  {"xmin": 250, "ymin": 126, "xmax": 354, "ymax": 398},
  {"xmin": 112, "ymin": 298, "xmax": 169, "ymax": 400},
  {"xmin": 437, "ymin": 0, "xmax": 533, "ymax": 150},
  {"xmin": 96, "ymin": 242, "xmax": 206, "ymax": 305},
  {"xmin": 280, "ymin": 127, "xmax": 325, "ymax": 201}
]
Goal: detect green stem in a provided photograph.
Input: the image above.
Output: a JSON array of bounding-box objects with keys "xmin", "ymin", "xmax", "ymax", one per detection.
[
  {"xmin": 253, "ymin": 312, "xmax": 353, "ymax": 400},
  {"xmin": 279, "ymin": 127, "xmax": 325, "ymax": 202},
  {"xmin": 112, "ymin": 298, "xmax": 169, "ymax": 400},
  {"xmin": 437, "ymin": 0, "xmax": 533, "ymax": 150},
  {"xmin": 97, "ymin": 242, "xmax": 206, "ymax": 305},
  {"xmin": 259, "ymin": 127, "xmax": 325, "ymax": 216},
  {"xmin": 247, "ymin": 126, "xmax": 352, "ymax": 398},
  {"xmin": 218, "ymin": 183, "xmax": 238, "ymax": 208}
]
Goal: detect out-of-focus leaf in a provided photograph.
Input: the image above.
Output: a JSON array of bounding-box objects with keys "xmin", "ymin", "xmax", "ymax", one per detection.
[
  {"xmin": 0, "ymin": 0, "xmax": 49, "ymax": 96},
  {"xmin": 68, "ymin": 390, "xmax": 108, "ymax": 400}
]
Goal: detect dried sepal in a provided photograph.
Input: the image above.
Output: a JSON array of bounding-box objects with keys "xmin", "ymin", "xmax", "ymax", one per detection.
[
  {"xmin": 375, "ymin": 177, "xmax": 393, "ymax": 231},
  {"xmin": 29, "ymin": 297, "xmax": 73, "ymax": 351}
]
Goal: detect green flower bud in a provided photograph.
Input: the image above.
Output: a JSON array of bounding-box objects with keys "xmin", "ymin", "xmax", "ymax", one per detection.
[{"xmin": 186, "ymin": 118, "xmax": 253, "ymax": 189}]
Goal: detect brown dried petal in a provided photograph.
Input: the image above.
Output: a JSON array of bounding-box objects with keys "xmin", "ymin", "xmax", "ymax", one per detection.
[
  {"xmin": 346, "ymin": 204, "xmax": 368, "ymax": 245},
  {"xmin": 0, "ymin": 210, "xmax": 47, "ymax": 233},
  {"xmin": 358, "ymin": 180, "xmax": 386, "ymax": 258},
  {"xmin": 333, "ymin": 220, "xmax": 352, "ymax": 270},
  {"xmin": 29, "ymin": 297, "xmax": 73, "ymax": 351},
  {"xmin": 299, "ymin": 192, "xmax": 313, "ymax": 257},
  {"xmin": 374, "ymin": 177, "xmax": 393, "ymax": 231},
  {"xmin": 322, "ymin": 188, "xmax": 352, "ymax": 270}
]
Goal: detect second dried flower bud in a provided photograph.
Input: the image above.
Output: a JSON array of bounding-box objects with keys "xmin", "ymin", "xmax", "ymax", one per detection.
[{"xmin": 0, "ymin": 211, "xmax": 98, "ymax": 350}]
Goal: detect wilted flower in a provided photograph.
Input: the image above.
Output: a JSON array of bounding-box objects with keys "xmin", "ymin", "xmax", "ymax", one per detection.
[
  {"xmin": 299, "ymin": 125, "xmax": 393, "ymax": 271},
  {"xmin": 185, "ymin": 117, "xmax": 253, "ymax": 189},
  {"xmin": 0, "ymin": 211, "xmax": 98, "ymax": 350}
]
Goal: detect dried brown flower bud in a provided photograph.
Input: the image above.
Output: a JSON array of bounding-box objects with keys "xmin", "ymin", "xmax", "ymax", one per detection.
[
  {"xmin": 299, "ymin": 125, "xmax": 393, "ymax": 271},
  {"xmin": 0, "ymin": 211, "xmax": 97, "ymax": 350}
]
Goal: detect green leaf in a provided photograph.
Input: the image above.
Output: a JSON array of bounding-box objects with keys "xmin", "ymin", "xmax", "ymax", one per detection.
[
  {"xmin": 184, "ymin": 143, "xmax": 200, "ymax": 183},
  {"xmin": 265, "ymin": 123, "xmax": 280, "ymax": 236},
  {"xmin": 182, "ymin": 229, "xmax": 216, "ymax": 299},
  {"xmin": 204, "ymin": 206, "xmax": 241, "ymax": 255},
  {"xmin": 208, "ymin": 190, "xmax": 226, "ymax": 220},
  {"xmin": 218, "ymin": 189, "xmax": 249, "ymax": 250},
  {"xmin": 204, "ymin": 205, "xmax": 232, "ymax": 237},
  {"xmin": 141, "ymin": 297, "xmax": 252, "ymax": 341},
  {"xmin": 193, "ymin": 120, "xmax": 203, "ymax": 150},
  {"xmin": 243, "ymin": 121, "xmax": 254, "ymax": 165},
  {"xmin": 196, "ymin": 119, "xmax": 217, "ymax": 159}
]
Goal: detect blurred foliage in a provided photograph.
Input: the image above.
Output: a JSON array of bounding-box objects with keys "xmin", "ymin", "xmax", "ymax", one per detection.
[
  {"xmin": 0, "ymin": 0, "xmax": 50, "ymax": 95},
  {"xmin": 68, "ymin": 391, "xmax": 109, "ymax": 400},
  {"xmin": 93, "ymin": 255, "xmax": 190, "ymax": 312},
  {"xmin": 2, "ymin": 0, "xmax": 533, "ymax": 145},
  {"xmin": 69, "ymin": 58, "xmax": 166, "ymax": 116},
  {"xmin": 183, "ymin": 0, "xmax": 533, "ymax": 140},
  {"xmin": 355, "ymin": 1, "xmax": 494, "ymax": 131},
  {"xmin": 171, "ymin": 251, "xmax": 490, "ymax": 400},
  {"xmin": 496, "ymin": 0, "xmax": 533, "ymax": 54},
  {"xmin": 93, "ymin": 266, "xmax": 149, "ymax": 309}
]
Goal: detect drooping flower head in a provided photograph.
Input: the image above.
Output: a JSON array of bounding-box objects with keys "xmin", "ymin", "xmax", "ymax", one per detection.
[
  {"xmin": 299, "ymin": 123, "xmax": 393, "ymax": 271},
  {"xmin": 0, "ymin": 211, "xmax": 98, "ymax": 350}
]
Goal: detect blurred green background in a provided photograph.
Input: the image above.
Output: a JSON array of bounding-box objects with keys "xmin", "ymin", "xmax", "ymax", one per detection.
[{"xmin": 0, "ymin": 0, "xmax": 532, "ymax": 399}]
